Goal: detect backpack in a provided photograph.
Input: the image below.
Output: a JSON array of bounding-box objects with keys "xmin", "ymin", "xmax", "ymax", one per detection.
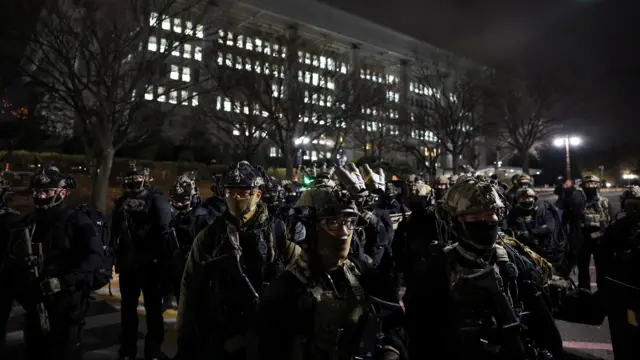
[
  {"xmin": 541, "ymin": 201, "xmax": 569, "ymax": 268},
  {"xmin": 75, "ymin": 205, "xmax": 114, "ymax": 291}
]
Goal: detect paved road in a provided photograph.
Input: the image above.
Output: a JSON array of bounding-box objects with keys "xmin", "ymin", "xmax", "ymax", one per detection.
[{"xmin": 5, "ymin": 192, "xmax": 623, "ymax": 359}]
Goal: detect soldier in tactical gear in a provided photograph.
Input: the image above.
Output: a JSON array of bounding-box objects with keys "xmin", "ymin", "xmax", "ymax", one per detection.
[
  {"xmin": 167, "ymin": 172, "xmax": 213, "ymax": 305},
  {"xmin": 577, "ymin": 173, "xmax": 613, "ymax": 290},
  {"xmin": 112, "ymin": 162, "xmax": 173, "ymax": 360},
  {"xmin": 405, "ymin": 177, "xmax": 563, "ymax": 360},
  {"xmin": 256, "ymin": 185, "xmax": 407, "ymax": 360},
  {"xmin": 175, "ymin": 161, "xmax": 299, "ymax": 360},
  {"xmin": 448, "ymin": 174, "xmax": 459, "ymax": 187},
  {"xmin": 505, "ymin": 173, "xmax": 533, "ymax": 206},
  {"xmin": 507, "ymin": 188, "xmax": 565, "ymax": 267},
  {"xmin": 202, "ymin": 172, "xmax": 226, "ymax": 218},
  {"xmin": 1, "ymin": 167, "xmax": 102, "ymax": 360}
]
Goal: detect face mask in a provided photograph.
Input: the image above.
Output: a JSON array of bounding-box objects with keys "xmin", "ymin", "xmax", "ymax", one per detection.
[
  {"xmin": 518, "ymin": 201, "xmax": 535, "ymax": 210},
  {"xmin": 434, "ymin": 188, "xmax": 446, "ymax": 201},
  {"xmin": 125, "ymin": 181, "xmax": 144, "ymax": 192},
  {"xmin": 316, "ymin": 226, "xmax": 353, "ymax": 270},
  {"xmin": 461, "ymin": 220, "xmax": 500, "ymax": 250},
  {"xmin": 226, "ymin": 194, "xmax": 258, "ymax": 222},
  {"xmin": 171, "ymin": 196, "xmax": 192, "ymax": 212},
  {"xmin": 584, "ymin": 188, "xmax": 598, "ymax": 199}
]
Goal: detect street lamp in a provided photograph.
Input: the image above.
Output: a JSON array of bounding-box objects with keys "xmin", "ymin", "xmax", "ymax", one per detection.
[
  {"xmin": 622, "ymin": 173, "xmax": 638, "ymax": 186},
  {"xmin": 553, "ymin": 136, "xmax": 581, "ymax": 182}
]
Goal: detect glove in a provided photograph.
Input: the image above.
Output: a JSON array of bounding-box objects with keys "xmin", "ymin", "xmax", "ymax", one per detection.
[
  {"xmin": 40, "ymin": 277, "xmax": 62, "ymax": 296},
  {"xmin": 335, "ymin": 163, "xmax": 366, "ymax": 195},
  {"xmin": 362, "ymin": 164, "xmax": 385, "ymax": 191}
]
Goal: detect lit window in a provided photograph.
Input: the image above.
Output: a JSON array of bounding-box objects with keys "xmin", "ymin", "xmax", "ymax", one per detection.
[
  {"xmin": 172, "ymin": 43, "xmax": 180, "ymax": 56},
  {"xmin": 311, "ymin": 73, "xmax": 319, "ymax": 86},
  {"xmin": 173, "ymin": 18, "xmax": 181, "ymax": 33},
  {"xmin": 269, "ymin": 147, "xmax": 277, "ymax": 157},
  {"xmin": 297, "ymin": 71, "xmax": 304, "ymax": 82},
  {"xmin": 255, "ymin": 38, "xmax": 262, "ymax": 52},
  {"xmin": 320, "ymin": 56, "xmax": 327, "ymax": 68},
  {"xmin": 160, "ymin": 38, "xmax": 167, "ymax": 52},
  {"xmin": 145, "ymin": 86, "xmax": 154, "ymax": 100},
  {"xmin": 184, "ymin": 44, "xmax": 191, "ymax": 58},
  {"xmin": 233, "ymin": 129, "xmax": 240, "ymax": 136},
  {"xmin": 264, "ymin": 63, "xmax": 270, "ymax": 76},
  {"xmin": 243, "ymin": 58, "xmax": 250, "ymax": 71},
  {"xmin": 311, "ymin": 151, "xmax": 318, "ymax": 161},
  {"xmin": 169, "ymin": 91, "xmax": 177, "ymax": 104},
  {"xmin": 194, "ymin": 46, "xmax": 202, "ymax": 61},
  {"xmin": 246, "ymin": 37, "xmax": 253, "ymax": 50},
  {"xmin": 149, "ymin": 12, "xmax": 158, "ymax": 26},
  {"xmin": 226, "ymin": 32, "xmax": 233, "ymax": 46},
  {"xmin": 157, "ymin": 86, "xmax": 166, "ymax": 102},
  {"xmin": 181, "ymin": 67, "xmax": 190, "ymax": 82},
  {"xmin": 327, "ymin": 58, "xmax": 335, "ymax": 71},
  {"xmin": 147, "ymin": 36, "xmax": 157, "ymax": 51},
  {"xmin": 326, "ymin": 95, "xmax": 333, "ymax": 106},
  {"xmin": 217, "ymin": 29, "xmax": 224, "ymax": 43},
  {"xmin": 181, "ymin": 90, "xmax": 188, "ymax": 104},
  {"xmin": 191, "ymin": 93, "xmax": 198, "ymax": 106},
  {"xmin": 340, "ymin": 63, "xmax": 347, "ymax": 74},
  {"xmin": 327, "ymin": 79, "xmax": 334, "ymax": 90},
  {"xmin": 225, "ymin": 54, "xmax": 232, "ymax": 66},
  {"xmin": 217, "ymin": 52, "xmax": 223, "ymax": 65},
  {"xmin": 273, "ymin": 44, "xmax": 279, "ymax": 56},
  {"xmin": 196, "ymin": 24, "xmax": 204, "ymax": 38},
  {"xmin": 235, "ymin": 56, "xmax": 242, "ymax": 70},
  {"xmin": 223, "ymin": 99, "xmax": 232, "ymax": 111},
  {"xmin": 236, "ymin": 35, "xmax": 244, "ymax": 48},
  {"xmin": 281, "ymin": 46, "xmax": 287, "ymax": 58},
  {"xmin": 312, "ymin": 56, "xmax": 319, "ymax": 67},
  {"xmin": 170, "ymin": 64, "xmax": 179, "ymax": 80},
  {"xmin": 254, "ymin": 60, "xmax": 261, "ymax": 73},
  {"xmin": 264, "ymin": 42, "xmax": 271, "ymax": 55},
  {"xmin": 162, "ymin": 17, "xmax": 170, "ymax": 30},
  {"xmin": 185, "ymin": 21, "xmax": 193, "ymax": 35},
  {"xmin": 272, "ymin": 84, "xmax": 280, "ymax": 98}
]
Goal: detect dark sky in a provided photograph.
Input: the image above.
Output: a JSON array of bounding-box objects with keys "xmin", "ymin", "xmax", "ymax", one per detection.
[{"xmin": 320, "ymin": 0, "xmax": 640, "ymax": 146}]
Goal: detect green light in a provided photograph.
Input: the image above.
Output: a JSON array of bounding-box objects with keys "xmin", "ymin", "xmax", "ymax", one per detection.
[{"xmin": 302, "ymin": 175, "xmax": 313, "ymax": 186}]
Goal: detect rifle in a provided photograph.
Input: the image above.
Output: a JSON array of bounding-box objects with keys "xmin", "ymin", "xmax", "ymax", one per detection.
[{"xmin": 23, "ymin": 226, "xmax": 50, "ymax": 335}]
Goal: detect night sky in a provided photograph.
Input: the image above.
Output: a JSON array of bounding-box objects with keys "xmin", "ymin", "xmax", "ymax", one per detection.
[{"xmin": 321, "ymin": 0, "xmax": 640, "ymax": 148}]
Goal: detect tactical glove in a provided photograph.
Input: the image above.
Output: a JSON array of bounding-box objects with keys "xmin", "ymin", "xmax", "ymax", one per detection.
[
  {"xmin": 362, "ymin": 164, "xmax": 385, "ymax": 191},
  {"xmin": 335, "ymin": 163, "xmax": 366, "ymax": 195}
]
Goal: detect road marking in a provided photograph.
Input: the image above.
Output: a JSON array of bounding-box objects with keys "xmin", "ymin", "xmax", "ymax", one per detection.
[{"xmin": 563, "ymin": 341, "xmax": 613, "ymax": 351}]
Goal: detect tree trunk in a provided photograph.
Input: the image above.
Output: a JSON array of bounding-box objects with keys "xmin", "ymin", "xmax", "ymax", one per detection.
[
  {"xmin": 451, "ymin": 151, "xmax": 460, "ymax": 173},
  {"xmin": 91, "ymin": 147, "xmax": 115, "ymax": 214},
  {"xmin": 285, "ymin": 147, "xmax": 295, "ymax": 180},
  {"xmin": 521, "ymin": 153, "xmax": 530, "ymax": 174}
]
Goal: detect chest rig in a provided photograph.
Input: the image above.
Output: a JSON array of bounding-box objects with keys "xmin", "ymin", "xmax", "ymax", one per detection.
[
  {"xmin": 288, "ymin": 255, "xmax": 377, "ymax": 360},
  {"xmin": 120, "ymin": 191, "xmax": 155, "ymax": 240},
  {"xmin": 445, "ymin": 244, "xmax": 526, "ymax": 358},
  {"xmin": 583, "ymin": 197, "xmax": 609, "ymax": 228}
]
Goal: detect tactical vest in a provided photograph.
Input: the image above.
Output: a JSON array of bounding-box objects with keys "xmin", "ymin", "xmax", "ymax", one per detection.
[
  {"xmin": 288, "ymin": 255, "xmax": 371, "ymax": 360},
  {"xmin": 118, "ymin": 190, "xmax": 159, "ymax": 241},
  {"xmin": 583, "ymin": 197, "xmax": 609, "ymax": 228},
  {"xmin": 445, "ymin": 244, "xmax": 525, "ymax": 359}
]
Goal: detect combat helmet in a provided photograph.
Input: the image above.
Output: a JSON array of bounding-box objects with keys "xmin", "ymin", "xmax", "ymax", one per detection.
[
  {"xmin": 122, "ymin": 161, "xmax": 152, "ymax": 192},
  {"xmin": 441, "ymin": 179, "xmax": 505, "ymax": 218},
  {"xmin": 295, "ymin": 186, "xmax": 358, "ymax": 219},
  {"xmin": 581, "ymin": 173, "xmax": 600, "ymax": 188},
  {"xmin": 30, "ymin": 166, "xmax": 76, "ymax": 209},
  {"xmin": 169, "ymin": 171, "xmax": 200, "ymax": 213},
  {"xmin": 222, "ymin": 161, "xmax": 265, "ymax": 189}
]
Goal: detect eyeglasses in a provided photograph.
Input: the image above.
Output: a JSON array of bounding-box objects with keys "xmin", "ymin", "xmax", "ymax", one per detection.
[{"xmin": 321, "ymin": 217, "xmax": 358, "ymax": 231}]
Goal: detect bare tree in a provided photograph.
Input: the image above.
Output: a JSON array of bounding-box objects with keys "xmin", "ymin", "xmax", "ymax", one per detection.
[
  {"xmin": 207, "ymin": 28, "xmax": 386, "ymax": 178},
  {"xmin": 17, "ymin": 0, "xmax": 225, "ymax": 212},
  {"xmin": 491, "ymin": 71, "xmax": 564, "ymax": 174},
  {"xmin": 410, "ymin": 55, "xmax": 491, "ymax": 171},
  {"xmin": 394, "ymin": 114, "xmax": 442, "ymax": 178}
]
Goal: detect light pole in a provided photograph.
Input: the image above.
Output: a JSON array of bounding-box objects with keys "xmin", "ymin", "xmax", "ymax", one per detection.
[
  {"xmin": 598, "ymin": 165, "xmax": 604, "ymax": 184},
  {"xmin": 553, "ymin": 136, "xmax": 581, "ymax": 182},
  {"xmin": 622, "ymin": 173, "xmax": 638, "ymax": 186}
]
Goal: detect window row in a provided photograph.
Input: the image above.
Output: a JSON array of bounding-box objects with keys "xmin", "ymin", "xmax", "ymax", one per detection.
[
  {"xmin": 149, "ymin": 13, "xmax": 204, "ymax": 38},
  {"xmin": 148, "ymin": 37, "xmax": 202, "ymax": 60},
  {"xmin": 216, "ymin": 97, "xmax": 269, "ymax": 117},
  {"xmin": 360, "ymin": 122, "xmax": 399, "ymax": 135},
  {"xmin": 386, "ymin": 91, "xmax": 400, "ymax": 103},
  {"xmin": 170, "ymin": 65, "xmax": 192, "ymax": 82},
  {"xmin": 218, "ymin": 30, "xmax": 286, "ymax": 59},
  {"xmin": 298, "ymin": 71, "xmax": 335, "ymax": 90},
  {"xmin": 411, "ymin": 129, "xmax": 437, "ymax": 142},
  {"xmin": 144, "ymin": 86, "xmax": 198, "ymax": 106},
  {"xmin": 217, "ymin": 53, "xmax": 285, "ymax": 78},
  {"xmin": 360, "ymin": 69, "xmax": 386, "ymax": 84},
  {"xmin": 410, "ymin": 82, "xmax": 440, "ymax": 97},
  {"xmin": 269, "ymin": 147, "xmax": 335, "ymax": 161},
  {"xmin": 232, "ymin": 128, "xmax": 267, "ymax": 137},
  {"xmin": 304, "ymin": 91, "xmax": 334, "ymax": 107},
  {"xmin": 297, "ymin": 51, "xmax": 350, "ymax": 75},
  {"xmin": 361, "ymin": 108, "xmax": 399, "ymax": 119}
]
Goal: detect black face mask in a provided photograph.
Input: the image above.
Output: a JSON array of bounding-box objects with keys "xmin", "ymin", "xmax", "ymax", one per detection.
[
  {"xmin": 462, "ymin": 220, "xmax": 500, "ymax": 250},
  {"xmin": 584, "ymin": 188, "xmax": 598, "ymax": 199},
  {"xmin": 434, "ymin": 188, "xmax": 446, "ymax": 201},
  {"xmin": 518, "ymin": 201, "xmax": 535, "ymax": 210},
  {"xmin": 125, "ymin": 181, "xmax": 144, "ymax": 192}
]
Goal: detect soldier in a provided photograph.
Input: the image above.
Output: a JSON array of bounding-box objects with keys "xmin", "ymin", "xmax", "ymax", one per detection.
[
  {"xmin": 255, "ymin": 185, "xmax": 407, "ymax": 360},
  {"xmin": 112, "ymin": 162, "xmax": 173, "ymax": 360},
  {"xmin": 175, "ymin": 161, "xmax": 299, "ymax": 360},
  {"xmin": 577, "ymin": 173, "xmax": 613, "ymax": 290},
  {"xmin": 405, "ymin": 177, "xmax": 563, "ymax": 360},
  {"xmin": 433, "ymin": 175, "xmax": 449, "ymax": 202}
]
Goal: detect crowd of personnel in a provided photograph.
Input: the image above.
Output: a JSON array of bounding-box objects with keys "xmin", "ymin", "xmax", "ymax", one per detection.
[{"xmin": 0, "ymin": 161, "xmax": 638, "ymax": 360}]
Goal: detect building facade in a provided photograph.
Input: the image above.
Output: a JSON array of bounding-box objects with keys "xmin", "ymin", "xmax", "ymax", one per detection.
[{"xmin": 143, "ymin": 0, "xmax": 487, "ymax": 171}]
